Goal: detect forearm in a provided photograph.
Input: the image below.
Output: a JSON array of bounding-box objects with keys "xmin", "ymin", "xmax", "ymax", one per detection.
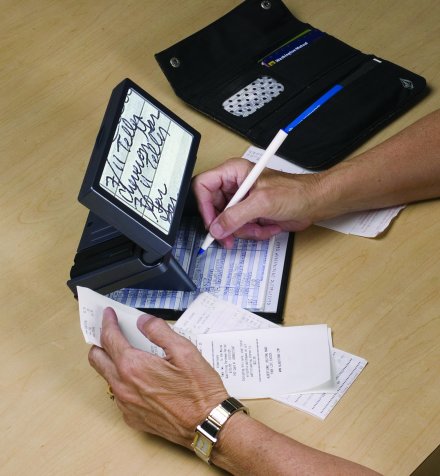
[
  {"xmin": 312, "ymin": 109, "xmax": 440, "ymax": 220},
  {"xmin": 212, "ymin": 413, "xmax": 379, "ymax": 475}
]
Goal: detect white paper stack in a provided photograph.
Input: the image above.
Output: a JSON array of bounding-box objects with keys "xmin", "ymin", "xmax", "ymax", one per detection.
[{"xmin": 77, "ymin": 288, "xmax": 367, "ymax": 419}]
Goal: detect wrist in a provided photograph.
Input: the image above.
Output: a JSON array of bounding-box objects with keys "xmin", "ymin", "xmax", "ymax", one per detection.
[
  {"xmin": 311, "ymin": 169, "xmax": 343, "ymax": 221},
  {"xmin": 191, "ymin": 397, "xmax": 249, "ymax": 465},
  {"xmin": 210, "ymin": 410, "xmax": 249, "ymax": 465},
  {"xmin": 290, "ymin": 170, "xmax": 341, "ymax": 224},
  {"xmin": 304, "ymin": 162, "xmax": 363, "ymax": 222}
]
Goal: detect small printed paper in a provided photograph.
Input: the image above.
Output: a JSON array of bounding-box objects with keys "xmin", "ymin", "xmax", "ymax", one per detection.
[
  {"xmin": 77, "ymin": 286, "xmax": 165, "ymax": 357},
  {"xmin": 174, "ymin": 292, "xmax": 278, "ymax": 341},
  {"xmin": 273, "ymin": 349, "xmax": 367, "ymax": 419},
  {"xmin": 176, "ymin": 293, "xmax": 366, "ymax": 417},
  {"xmin": 196, "ymin": 325, "xmax": 335, "ymax": 398},
  {"xmin": 242, "ymin": 146, "xmax": 405, "ymax": 237}
]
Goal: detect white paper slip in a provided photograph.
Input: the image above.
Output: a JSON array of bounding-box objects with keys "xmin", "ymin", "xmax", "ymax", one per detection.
[
  {"xmin": 176, "ymin": 293, "xmax": 364, "ymax": 416},
  {"xmin": 174, "ymin": 292, "xmax": 278, "ymax": 342},
  {"xmin": 196, "ymin": 324, "xmax": 336, "ymax": 398},
  {"xmin": 273, "ymin": 349, "xmax": 367, "ymax": 419},
  {"xmin": 77, "ymin": 286, "xmax": 165, "ymax": 357},
  {"xmin": 242, "ymin": 145, "xmax": 405, "ymax": 238},
  {"xmin": 316, "ymin": 207, "xmax": 404, "ymax": 238}
]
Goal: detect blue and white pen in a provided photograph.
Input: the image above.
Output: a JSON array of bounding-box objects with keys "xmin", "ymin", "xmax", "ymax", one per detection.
[{"xmin": 198, "ymin": 59, "xmax": 381, "ymax": 256}]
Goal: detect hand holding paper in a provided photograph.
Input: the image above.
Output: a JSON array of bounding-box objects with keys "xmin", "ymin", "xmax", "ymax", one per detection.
[
  {"xmin": 77, "ymin": 286, "xmax": 165, "ymax": 356},
  {"xmin": 87, "ymin": 300, "xmax": 228, "ymax": 449},
  {"xmin": 78, "ymin": 287, "xmax": 335, "ymax": 397},
  {"xmin": 78, "ymin": 288, "xmax": 367, "ymax": 418}
]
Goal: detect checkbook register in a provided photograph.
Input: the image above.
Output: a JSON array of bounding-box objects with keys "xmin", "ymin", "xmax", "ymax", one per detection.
[{"xmin": 67, "ymin": 78, "xmax": 294, "ymax": 323}]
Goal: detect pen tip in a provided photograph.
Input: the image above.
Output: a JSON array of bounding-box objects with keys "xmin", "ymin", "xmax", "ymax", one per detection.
[{"xmin": 197, "ymin": 248, "xmax": 205, "ymax": 257}]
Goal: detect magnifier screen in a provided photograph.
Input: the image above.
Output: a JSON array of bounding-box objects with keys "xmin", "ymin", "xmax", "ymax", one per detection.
[{"xmin": 99, "ymin": 87, "xmax": 193, "ymax": 235}]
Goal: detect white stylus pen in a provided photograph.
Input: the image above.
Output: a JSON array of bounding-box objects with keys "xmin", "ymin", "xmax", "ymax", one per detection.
[
  {"xmin": 197, "ymin": 60, "xmax": 386, "ymax": 257},
  {"xmin": 197, "ymin": 59, "xmax": 380, "ymax": 256},
  {"xmin": 197, "ymin": 128, "xmax": 288, "ymax": 255}
]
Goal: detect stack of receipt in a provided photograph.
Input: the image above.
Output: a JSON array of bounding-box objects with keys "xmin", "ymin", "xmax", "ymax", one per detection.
[{"xmin": 78, "ymin": 287, "xmax": 367, "ymax": 419}]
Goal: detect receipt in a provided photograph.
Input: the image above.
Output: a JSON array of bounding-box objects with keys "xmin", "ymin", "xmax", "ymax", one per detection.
[
  {"xmin": 196, "ymin": 325, "xmax": 335, "ymax": 398},
  {"xmin": 177, "ymin": 293, "xmax": 365, "ymax": 416},
  {"xmin": 77, "ymin": 286, "xmax": 165, "ymax": 357},
  {"xmin": 274, "ymin": 349, "xmax": 367, "ymax": 419}
]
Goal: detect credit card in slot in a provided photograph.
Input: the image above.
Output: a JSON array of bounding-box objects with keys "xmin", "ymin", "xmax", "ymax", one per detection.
[{"xmin": 261, "ymin": 29, "xmax": 325, "ymax": 67}]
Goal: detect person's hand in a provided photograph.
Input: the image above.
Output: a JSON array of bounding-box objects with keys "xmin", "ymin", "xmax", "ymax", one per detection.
[
  {"xmin": 88, "ymin": 308, "xmax": 228, "ymax": 448},
  {"xmin": 192, "ymin": 158, "xmax": 324, "ymax": 248}
]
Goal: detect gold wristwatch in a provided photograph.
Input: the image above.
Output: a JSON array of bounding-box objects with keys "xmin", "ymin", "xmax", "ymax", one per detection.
[{"xmin": 191, "ymin": 397, "xmax": 249, "ymax": 464}]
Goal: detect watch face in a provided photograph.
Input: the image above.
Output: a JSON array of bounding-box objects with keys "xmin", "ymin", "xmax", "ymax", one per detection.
[
  {"xmin": 193, "ymin": 433, "xmax": 213, "ymax": 461},
  {"xmin": 99, "ymin": 87, "xmax": 193, "ymax": 236},
  {"xmin": 194, "ymin": 434, "xmax": 211, "ymax": 454}
]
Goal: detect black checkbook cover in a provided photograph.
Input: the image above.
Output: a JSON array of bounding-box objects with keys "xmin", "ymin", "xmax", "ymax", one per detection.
[{"xmin": 155, "ymin": 0, "xmax": 427, "ymax": 170}]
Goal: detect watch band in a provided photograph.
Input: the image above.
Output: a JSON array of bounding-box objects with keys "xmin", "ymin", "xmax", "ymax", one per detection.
[{"xmin": 191, "ymin": 397, "xmax": 249, "ymax": 464}]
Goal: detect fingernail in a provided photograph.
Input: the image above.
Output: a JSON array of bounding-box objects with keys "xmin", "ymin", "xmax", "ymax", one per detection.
[
  {"xmin": 103, "ymin": 307, "xmax": 116, "ymax": 320},
  {"xmin": 211, "ymin": 222, "xmax": 225, "ymax": 238},
  {"xmin": 137, "ymin": 314, "xmax": 154, "ymax": 330}
]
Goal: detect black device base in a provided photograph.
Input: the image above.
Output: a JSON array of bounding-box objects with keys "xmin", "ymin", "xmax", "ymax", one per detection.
[{"xmin": 67, "ymin": 212, "xmax": 196, "ymax": 298}]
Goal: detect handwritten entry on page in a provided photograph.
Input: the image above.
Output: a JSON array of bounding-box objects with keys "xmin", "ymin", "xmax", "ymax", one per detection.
[{"xmin": 109, "ymin": 218, "xmax": 290, "ymax": 314}]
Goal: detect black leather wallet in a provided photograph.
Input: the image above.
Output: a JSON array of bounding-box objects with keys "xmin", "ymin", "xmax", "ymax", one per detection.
[{"xmin": 155, "ymin": 0, "xmax": 427, "ymax": 170}]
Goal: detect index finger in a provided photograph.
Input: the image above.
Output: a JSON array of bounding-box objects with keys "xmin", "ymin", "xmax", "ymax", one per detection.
[
  {"xmin": 193, "ymin": 159, "xmax": 252, "ymax": 228},
  {"xmin": 192, "ymin": 171, "xmax": 226, "ymax": 228},
  {"xmin": 100, "ymin": 307, "xmax": 132, "ymax": 361}
]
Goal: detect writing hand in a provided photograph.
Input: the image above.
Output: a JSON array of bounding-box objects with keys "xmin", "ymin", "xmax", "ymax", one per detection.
[
  {"xmin": 88, "ymin": 308, "xmax": 228, "ymax": 447},
  {"xmin": 192, "ymin": 158, "xmax": 321, "ymax": 247}
]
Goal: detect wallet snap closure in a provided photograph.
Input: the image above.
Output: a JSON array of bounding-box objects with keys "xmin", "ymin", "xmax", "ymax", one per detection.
[
  {"xmin": 170, "ymin": 57, "xmax": 181, "ymax": 68},
  {"xmin": 261, "ymin": 1, "xmax": 271, "ymax": 10}
]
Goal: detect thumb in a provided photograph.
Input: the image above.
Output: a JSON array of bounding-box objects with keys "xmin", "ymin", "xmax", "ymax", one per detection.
[
  {"xmin": 210, "ymin": 195, "xmax": 263, "ymax": 239},
  {"xmin": 136, "ymin": 314, "xmax": 187, "ymax": 356}
]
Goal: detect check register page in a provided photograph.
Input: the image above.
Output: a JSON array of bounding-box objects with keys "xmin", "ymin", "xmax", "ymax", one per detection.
[{"xmin": 109, "ymin": 217, "xmax": 290, "ymax": 314}]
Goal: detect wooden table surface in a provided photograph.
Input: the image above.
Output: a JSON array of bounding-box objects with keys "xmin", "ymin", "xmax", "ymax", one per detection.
[{"xmin": 1, "ymin": 1, "xmax": 439, "ymax": 474}]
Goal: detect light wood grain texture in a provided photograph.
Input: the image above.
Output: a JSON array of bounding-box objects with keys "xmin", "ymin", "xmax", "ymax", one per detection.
[{"xmin": 1, "ymin": 1, "xmax": 439, "ymax": 474}]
